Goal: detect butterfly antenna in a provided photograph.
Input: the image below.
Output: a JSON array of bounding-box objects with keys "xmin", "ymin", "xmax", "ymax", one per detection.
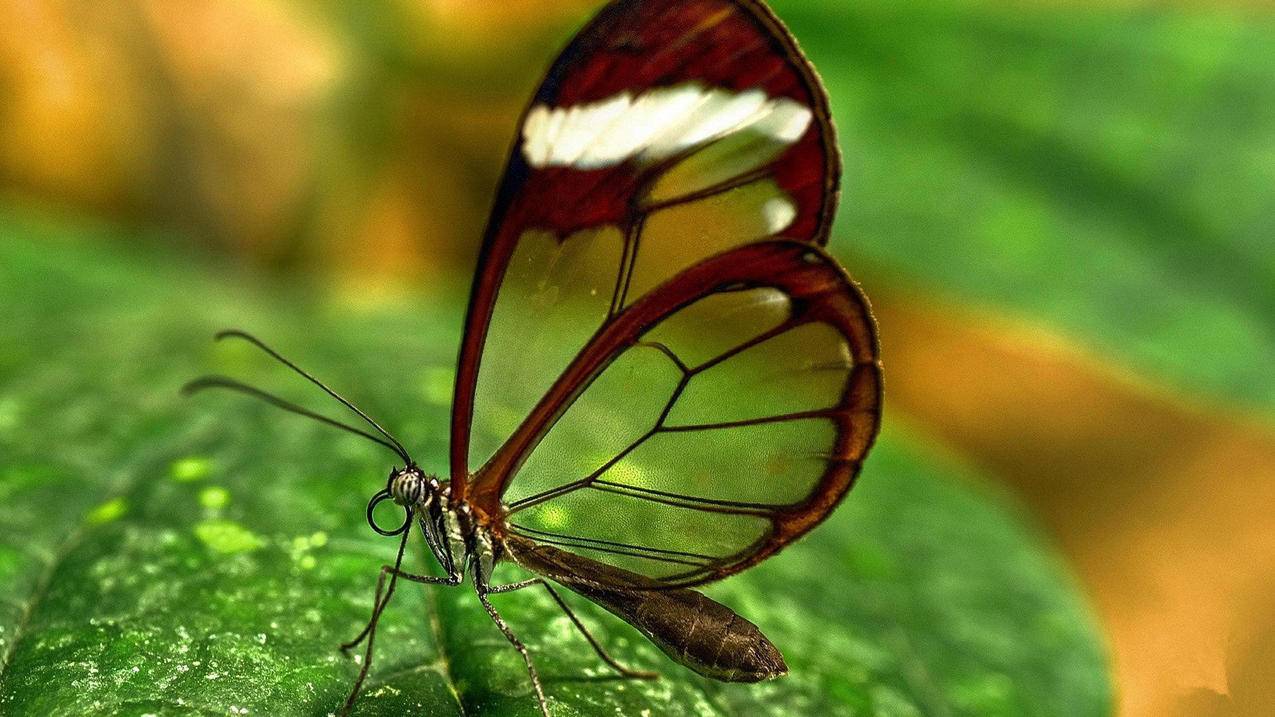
[
  {"xmin": 182, "ymin": 375, "xmax": 409, "ymax": 462},
  {"xmin": 203, "ymin": 329, "xmax": 413, "ymax": 464}
]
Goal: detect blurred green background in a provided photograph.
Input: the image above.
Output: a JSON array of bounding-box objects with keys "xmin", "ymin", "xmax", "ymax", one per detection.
[{"xmin": 1, "ymin": 0, "xmax": 1272, "ymax": 715}]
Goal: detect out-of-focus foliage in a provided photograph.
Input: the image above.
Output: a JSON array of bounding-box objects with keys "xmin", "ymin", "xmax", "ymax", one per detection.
[
  {"xmin": 776, "ymin": 0, "xmax": 1275, "ymax": 414},
  {"xmin": 0, "ymin": 217, "xmax": 1108, "ymax": 715}
]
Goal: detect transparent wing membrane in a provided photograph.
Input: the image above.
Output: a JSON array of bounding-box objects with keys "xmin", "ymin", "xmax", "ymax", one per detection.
[
  {"xmin": 624, "ymin": 179, "xmax": 798, "ymax": 307},
  {"xmin": 501, "ymin": 344, "xmax": 683, "ymax": 507},
  {"xmin": 467, "ymin": 228, "xmax": 623, "ymax": 467}
]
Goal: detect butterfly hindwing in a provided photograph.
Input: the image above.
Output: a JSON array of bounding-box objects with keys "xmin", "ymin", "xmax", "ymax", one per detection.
[{"xmin": 481, "ymin": 241, "xmax": 881, "ymax": 588}]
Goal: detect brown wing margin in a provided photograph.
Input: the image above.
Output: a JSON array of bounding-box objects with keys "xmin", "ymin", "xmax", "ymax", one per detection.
[
  {"xmin": 448, "ymin": 0, "xmax": 841, "ymax": 499},
  {"xmin": 482, "ymin": 240, "xmax": 882, "ymax": 589}
]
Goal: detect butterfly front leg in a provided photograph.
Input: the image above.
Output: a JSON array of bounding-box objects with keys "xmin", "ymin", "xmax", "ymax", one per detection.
[
  {"xmin": 338, "ymin": 518, "xmax": 463, "ymax": 717},
  {"xmin": 340, "ymin": 564, "xmax": 462, "ymax": 653}
]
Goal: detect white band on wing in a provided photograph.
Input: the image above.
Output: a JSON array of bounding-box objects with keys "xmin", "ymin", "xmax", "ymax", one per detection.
[{"xmin": 522, "ymin": 84, "xmax": 813, "ymax": 170}]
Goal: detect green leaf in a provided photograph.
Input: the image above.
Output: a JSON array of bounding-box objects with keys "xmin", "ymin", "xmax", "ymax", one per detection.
[
  {"xmin": 771, "ymin": 0, "xmax": 1275, "ymax": 413},
  {"xmin": 0, "ymin": 208, "xmax": 1109, "ymax": 714}
]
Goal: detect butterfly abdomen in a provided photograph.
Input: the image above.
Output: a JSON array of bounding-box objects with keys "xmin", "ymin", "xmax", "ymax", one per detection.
[{"xmin": 580, "ymin": 582, "xmax": 788, "ymax": 682}]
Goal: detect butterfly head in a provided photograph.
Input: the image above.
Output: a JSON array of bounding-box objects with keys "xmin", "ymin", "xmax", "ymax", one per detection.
[
  {"xmin": 365, "ymin": 465, "xmax": 441, "ymax": 537},
  {"xmin": 387, "ymin": 466, "xmax": 439, "ymax": 509}
]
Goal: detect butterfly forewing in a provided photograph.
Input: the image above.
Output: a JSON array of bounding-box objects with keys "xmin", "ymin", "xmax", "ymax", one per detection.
[{"xmin": 452, "ymin": 0, "xmax": 841, "ymax": 484}]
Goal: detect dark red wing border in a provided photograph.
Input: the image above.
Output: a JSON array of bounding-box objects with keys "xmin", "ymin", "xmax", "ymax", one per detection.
[
  {"xmin": 490, "ymin": 240, "xmax": 882, "ymax": 589},
  {"xmin": 450, "ymin": 0, "xmax": 841, "ymax": 498}
]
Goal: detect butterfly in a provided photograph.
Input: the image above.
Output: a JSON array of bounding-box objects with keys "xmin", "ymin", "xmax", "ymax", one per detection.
[{"xmin": 186, "ymin": 0, "xmax": 882, "ymax": 714}]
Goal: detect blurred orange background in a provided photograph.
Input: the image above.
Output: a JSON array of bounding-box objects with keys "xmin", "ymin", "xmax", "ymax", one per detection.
[{"xmin": 3, "ymin": 1, "xmax": 1273, "ymax": 715}]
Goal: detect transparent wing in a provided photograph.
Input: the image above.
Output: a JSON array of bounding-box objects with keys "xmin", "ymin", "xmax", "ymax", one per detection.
[
  {"xmin": 450, "ymin": 0, "xmax": 841, "ymax": 493},
  {"xmin": 483, "ymin": 242, "xmax": 881, "ymax": 589}
]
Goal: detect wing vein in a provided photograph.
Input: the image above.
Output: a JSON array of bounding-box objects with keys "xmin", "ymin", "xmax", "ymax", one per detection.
[
  {"xmin": 660, "ymin": 408, "xmax": 841, "ymax": 433},
  {"xmin": 510, "ymin": 524, "xmax": 720, "ymax": 563},
  {"xmin": 589, "ymin": 480, "xmax": 779, "ymax": 516}
]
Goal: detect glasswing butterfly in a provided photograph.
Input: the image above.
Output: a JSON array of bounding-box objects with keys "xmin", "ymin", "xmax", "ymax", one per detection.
[{"xmin": 186, "ymin": 0, "xmax": 882, "ymax": 714}]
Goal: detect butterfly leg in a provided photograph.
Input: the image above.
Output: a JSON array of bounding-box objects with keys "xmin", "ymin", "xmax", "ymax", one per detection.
[
  {"xmin": 475, "ymin": 584, "xmax": 551, "ymax": 717},
  {"xmin": 341, "ymin": 566, "xmax": 461, "ymax": 652},
  {"xmin": 339, "ymin": 518, "xmax": 461, "ymax": 717},
  {"xmin": 488, "ymin": 578, "xmax": 657, "ymax": 680},
  {"xmin": 339, "ymin": 566, "xmax": 462, "ymax": 717}
]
